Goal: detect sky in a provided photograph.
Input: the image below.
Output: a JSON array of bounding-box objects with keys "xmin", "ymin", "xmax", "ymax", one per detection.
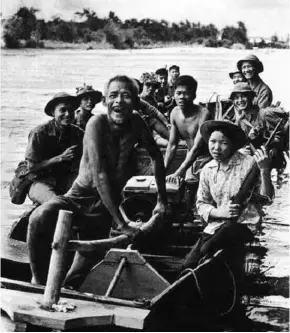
[{"xmin": 1, "ymin": 0, "xmax": 290, "ymax": 39}]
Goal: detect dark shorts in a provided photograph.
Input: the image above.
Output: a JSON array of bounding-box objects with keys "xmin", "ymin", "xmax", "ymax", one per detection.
[{"xmin": 51, "ymin": 181, "xmax": 113, "ymax": 240}]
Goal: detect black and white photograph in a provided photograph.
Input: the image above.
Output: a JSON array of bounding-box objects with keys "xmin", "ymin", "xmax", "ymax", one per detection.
[{"xmin": 1, "ymin": 0, "xmax": 289, "ymax": 331}]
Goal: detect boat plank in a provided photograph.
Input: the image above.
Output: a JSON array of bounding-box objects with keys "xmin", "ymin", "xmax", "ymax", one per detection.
[
  {"xmin": 1, "ymin": 235, "xmax": 29, "ymax": 264},
  {"xmin": 1, "ymin": 289, "xmax": 149, "ymax": 331}
]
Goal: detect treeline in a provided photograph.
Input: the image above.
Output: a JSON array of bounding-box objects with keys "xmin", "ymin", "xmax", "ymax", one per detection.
[{"xmin": 2, "ymin": 6, "xmax": 288, "ymax": 49}]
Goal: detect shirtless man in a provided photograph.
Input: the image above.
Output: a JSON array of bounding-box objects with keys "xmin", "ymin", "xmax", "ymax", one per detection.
[
  {"xmin": 164, "ymin": 75, "xmax": 211, "ymax": 182},
  {"xmin": 28, "ymin": 75, "xmax": 168, "ymax": 286}
]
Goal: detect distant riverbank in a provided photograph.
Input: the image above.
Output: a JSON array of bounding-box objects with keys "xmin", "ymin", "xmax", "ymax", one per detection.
[{"xmin": 1, "ymin": 39, "xmax": 251, "ymax": 51}]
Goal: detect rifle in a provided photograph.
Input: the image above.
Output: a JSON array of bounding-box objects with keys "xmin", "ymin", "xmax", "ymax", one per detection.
[{"xmin": 230, "ymin": 119, "xmax": 283, "ymax": 206}]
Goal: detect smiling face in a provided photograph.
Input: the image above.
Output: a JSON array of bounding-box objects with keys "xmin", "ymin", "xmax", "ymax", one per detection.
[
  {"xmin": 80, "ymin": 95, "xmax": 96, "ymax": 112},
  {"xmin": 233, "ymin": 92, "xmax": 252, "ymax": 112},
  {"xmin": 53, "ymin": 102, "xmax": 75, "ymax": 126},
  {"xmin": 209, "ymin": 130, "xmax": 233, "ymax": 162},
  {"xmin": 241, "ymin": 61, "xmax": 256, "ymax": 80},
  {"xmin": 174, "ymin": 85, "xmax": 194, "ymax": 111},
  {"xmin": 232, "ymin": 73, "xmax": 246, "ymax": 84},
  {"xmin": 105, "ymin": 80, "xmax": 134, "ymax": 126}
]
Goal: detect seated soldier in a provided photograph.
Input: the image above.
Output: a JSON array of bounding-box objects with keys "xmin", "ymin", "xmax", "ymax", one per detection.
[
  {"xmin": 168, "ymin": 65, "xmax": 180, "ymax": 98},
  {"xmin": 230, "ymin": 82, "xmax": 286, "ymax": 170},
  {"xmin": 164, "ymin": 75, "xmax": 212, "ymax": 184},
  {"xmin": 25, "ymin": 93, "xmax": 84, "ymax": 205},
  {"xmin": 140, "ymin": 72, "xmax": 160, "ymax": 109},
  {"xmin": 27, "ymin": 75, "xmax": 169, "ymax": 286},
  {"xmin": 165, "ymin": 65, "xmax": 180, "ymax": 118},
  {"xmin": 216, "ymin": 68, "xmax": 246, "ymax": 122},
  {"xmin": 237, "ymin": 54, "xmax": 273, "ymax": 108},
  {"xmin": 155, "ymin": 67, "xmax": 172, "ymax": 114},
  {"xmin": 75, "ymin": 83, "xmax": 102, "ymax": 130},
  {"xmin": 229, "ymin": 69, "xmax": 246, "ymax": 85},
  {"xmin": 134, "ymin": 76, "xmax": 170, "ymax": 147}
]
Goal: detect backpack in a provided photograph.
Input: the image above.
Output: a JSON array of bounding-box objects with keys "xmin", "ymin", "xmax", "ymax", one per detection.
[{"xmin": 9, "ymin": 161, "xmax": 36, "ymax": 205}]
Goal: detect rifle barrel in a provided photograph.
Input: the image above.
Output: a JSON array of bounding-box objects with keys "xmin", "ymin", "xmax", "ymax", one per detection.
[{"xmin": 264, "ymin": 119, "xmax": 283, "ymax": 148}]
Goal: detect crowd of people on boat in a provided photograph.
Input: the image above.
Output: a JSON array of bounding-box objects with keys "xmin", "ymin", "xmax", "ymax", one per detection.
[{"xmin": 10, "ymin": 54, "xmax": 289, "ymax": 290}]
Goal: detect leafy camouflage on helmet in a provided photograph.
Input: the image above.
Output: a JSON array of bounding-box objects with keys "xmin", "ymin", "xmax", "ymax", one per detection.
[
  {"xmin": 140, "ymin": 72, "xmax": 158, "ymax": 84},
  {"xmin": 76, "ymin": 83, "xmax": 95, "ymax": 95},
  {"xmin": 75, "ymin": 83, "xmax": 102, "ymax": 104}
]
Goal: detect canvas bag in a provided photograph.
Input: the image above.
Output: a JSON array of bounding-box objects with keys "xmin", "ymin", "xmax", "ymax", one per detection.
[{"xmin": 9, "ymin": 160, "xmax": 36, "ymax": 205}]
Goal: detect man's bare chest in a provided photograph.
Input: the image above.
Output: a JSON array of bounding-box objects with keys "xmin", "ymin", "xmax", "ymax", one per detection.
[
  {"xmin": 176, "ymin": 117, "xmax": 199, "ymax": 138},
  {"xmin": 106, "ymin": 134, "xmax": 137, "ymax": 165}
]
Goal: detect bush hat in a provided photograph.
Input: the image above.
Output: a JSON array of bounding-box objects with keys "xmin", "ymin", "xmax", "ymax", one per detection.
[
  {"xmin": 237, "ymin": 54, "xmax": 264, "ymax": 74},
  {"xmin": 45, "ymin": 92, "xmax": 78, "ymax": 117},
  {"xmin": 229, "ymin": 70, "xmax": 243, "ymax": 79},
  {"xmin": 201, "ymin": 120, "xmax": 247, "ymax": 150},
  {"xmin": 229, "ymin": 82, "xmax": 256, "ymax": 100},
  {"xmin": 76, "ymin": 83, "xmax": 103, "ymax": 104}
]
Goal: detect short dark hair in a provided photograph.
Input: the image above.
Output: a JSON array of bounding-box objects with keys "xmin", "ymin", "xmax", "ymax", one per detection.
[
  {"xmin": 174, "ymin": 75, "xmax": 198, "ymax": 93},
  {"xmin": 104, "ymin": 75, "xmax": 139, "ymax": 97},
  {"xmin": 155, "ymin": 68, "xmax": 168, "ymax": 76},
  {"xmin": 169, "ymin": 65, "xmax": 180, "ymax": 72}
]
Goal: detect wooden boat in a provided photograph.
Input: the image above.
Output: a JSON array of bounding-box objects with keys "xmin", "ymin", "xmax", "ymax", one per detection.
[
  {"xmin": 1, "ymin": 146, "xmax": 289, "ymax": 331},
  {"xmin": 0, "ymin": 146, "xmax": 231, "ymax": 331}
]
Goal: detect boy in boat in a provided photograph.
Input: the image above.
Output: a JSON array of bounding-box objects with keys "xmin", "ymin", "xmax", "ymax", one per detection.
[
  {"xmin": 231, "ymin": 82, "xmax": 286, "ymax": 170},
  {"xmin": 25, "ymin": 93, "xmax": 84, "ymax": 205},
  {"xmin": 155, "ymin": 67, "xmax": 169, "ymax": 110},
  {"xmin": 237, "ymin": 54, "xmax": 273, "ymax": 108},
  {"xmin": 183, "ymin": 120, "xmax": 273, "ymax": 276},
  {"xmin": 75, "ymin": 83, "xmax": 102, "ymax": 130},
  {"xmin": 27, "ymin": 75, "xmax": 168, "ymax": 286},
  {"xmin": 164, "ymin": 75, "xmax": 211, "ymax": 183},
  {"xmin": 168, "ymin": 65, "xmax": 180, "ymax": 98},
  {"xmin": 155, "ymin": 67, "xmax": 176, "ymax": 116}
]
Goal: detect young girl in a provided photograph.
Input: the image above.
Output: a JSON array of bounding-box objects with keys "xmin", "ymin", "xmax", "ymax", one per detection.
[{"xmin": 183, "ymin": 120, "xmax": 273, "ymax": 270}]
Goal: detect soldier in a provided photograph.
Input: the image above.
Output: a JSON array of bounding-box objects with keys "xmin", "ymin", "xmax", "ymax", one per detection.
[
  {"xmin": 75, "ymin": 83, "xmax": 102, "ymax": 130},
  {"xmin": 237, "ymin": 54, "xmax": 273, "ymax": 108},
  {"xmin": 25, "ymin": 92, "xmax": 83, "ymax": 205}
]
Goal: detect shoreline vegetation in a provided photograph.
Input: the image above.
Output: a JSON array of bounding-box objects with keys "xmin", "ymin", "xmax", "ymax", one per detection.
[{"xmin": 2, "ymin": 6, "xmax": 289, "ymax": 50}]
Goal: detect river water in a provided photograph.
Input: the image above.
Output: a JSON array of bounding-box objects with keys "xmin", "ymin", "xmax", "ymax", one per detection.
[{"xmin": 1, "ymin": 47, "xmax": 289, "ymax": 330}]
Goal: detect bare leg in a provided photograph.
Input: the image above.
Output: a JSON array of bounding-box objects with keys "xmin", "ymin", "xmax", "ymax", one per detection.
[
  {"xmin": 27, "ymin": 199, "xmax": 71, "ymax": 285},
  {"xmin": 64, "ymin": 251, "xmax": 104, "ymax": 289},
  {"xmin": 64, "ymin": 212, "xmax": 112, "ymax": 289}
]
